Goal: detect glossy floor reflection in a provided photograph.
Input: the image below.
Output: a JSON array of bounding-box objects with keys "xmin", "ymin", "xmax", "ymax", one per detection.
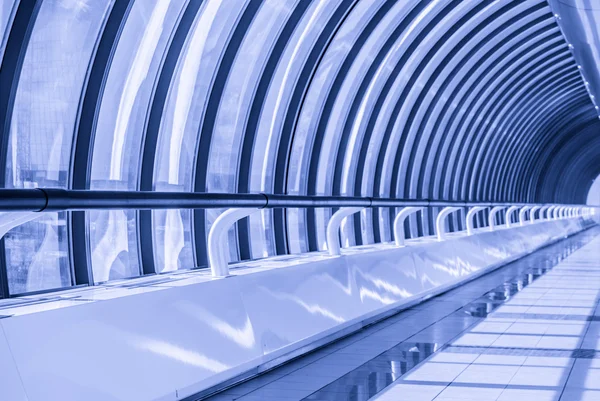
[{"xmin": 203, "ymin": 228, "xmax": 600, "ymax": 401}]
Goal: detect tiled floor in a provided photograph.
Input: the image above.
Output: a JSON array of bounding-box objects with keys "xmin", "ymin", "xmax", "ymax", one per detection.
[{"xmin": 203, "ymin": 228, "xmax": 600, "ymax": 401}]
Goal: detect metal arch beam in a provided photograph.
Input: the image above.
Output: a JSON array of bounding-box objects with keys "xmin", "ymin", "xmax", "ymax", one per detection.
[
  {"xmin": 70, "ymin": 0, "xmax": 133, "ymax": 285},
  {"xmin": 511, "ymin": 100, "xmax": 595, "ymax": 201},
  {"xmin": 557, "ymin": 161, "xmax": 600, "ymax": 203},
  {"xmin": 349, "ymin": 0, "xmax": 452, "ymax": 242},
  {"xmin": 390, "ymin": 0, "xmax": 525, "ymax": 202},
  {"xmin": 484, "ymin": 83, "xmax": 585, "ymax": 202},
  {"xmin": 459, "ymin": 60, "xmax": 579, "ymax": 201},
  {"xmin": 523, "ymin": 110, "xmax": 598, "ymax": 201},
  {"xmin": 437, "ymin": 37, "xmax": 567, "ymax": 203},
  {"xmin": 440, "ymin": 31, "xmax": 567, "ymax": 202},
  {"xmin": 358, "ymin": 0, "xmax": 461, "ymax": 240},
  {"xmin": 517, "ymin": 106, "xmax": 598, "ymax": 200},
  {"xmin": 456, "ymin": 54, "xmax": 573, "ymax": 201},
  {"xmin": 492, "ymin": 91, "xmax": 588, "ymax": 204},
  {"xmin": 426, "ymin": 27, "xmax": 564, "ymax": 202},
  {"xmin": 490, "ymin": 83, "xmax": 590, "ymax": 201},
  {"xmin": 330, "ymin": 2, "xmax": 428, "ymax": 196},
  {"xmin": 394, "ymin": 1, "xmax": 543, "ymax": 233},
  {"xmin": 440, "ymin": 34, "xmax": 566, "ymax": 202},
  {"xmin": 304, "ymin": 0, "xmax": 398, "ymax": 252},
  {"xmin": 500, "ymin": 92, "xmax": 592, "ymax": 201},
  {"xmin": 466, "ymin": 62, "xmax": 577, "ymax": 201},
  {"xmin": 515, "ymin": 102, "xmax": 594, "ymax": 202},
  {"xmin": 553, "ymin": 132, "xmax": 600, "ymax": 202},
  {"xmin": 478, "ymin": 71, "xmax": 583, "ymax": 201},
  {"xmin": 0, "ymin": 0, "xmax": 42, "ymax": 298},
  {"xmin": 550, "ymin": 137, "xmax": 600, "ymax": 202},
  {"xmin": 272, "ymin": 0, "xmax": 358, "ymax": 254},
  {"xmin": 330, "ymin": 1, "xmax": 426, "ymax": 196},
  {"xmin": 468, "ymin": 62, "xmax": 578, "ymax": 201},
  {"xmin": 421, "ymin": 24, "xmax": 561, "ymax": 201},
  {"xmin": 330, "ymin": 1, "xmax": 431, "ymax": 246},
  {"xmin": 556, "ymin": 156, "xmax": 600, "ymax": 203},
  {"xmin": 370, "ymin": 0, "xmax": 479, "ymax": 239},
  {"xmin": 519, "ymin": 104, "xmax": 596, "ymax": 201},
  {"xmin": 192, "ymin": 0, "xmax": 263, "ymax": 267},
  {"xmin": 533, "ymin": 120, "xmax": 600, "ymax": 202},
  {"xmin": 397, "ymin": 4, "xmax": 550, "ymax": 232},
  {"xmin": 404, "ymin": 4, "xmax": 550, "ymax": 200},
  {"xmin": 523, "ymin": 116, "xmax": 596, "ymax": 204},
  {"xmin": 497, "ymin": 102, "xmax": 588, "ymax": 203},
  {"xmin": 70, "ymin": 0, "xmax": 133, "ymax": 190},
  {"xmin": 385, "ymin": 0, "xmax": 523, "ymax": 237},
  {"xmin": 236, "ymin": 0, "xmax": 314, "ymax": 259},
  {"xmin": 139, "ymin": 0, "xmax": 206, "ymax": 274},
  {"xmin": 489, "ymin": 82, "xmax": 587, "ymax": 202},
  {"xmin": 374, "ymin": 0, "xmax": 485, "ymax": 202},
  {"xmin": 0, "ymin": 0, "xmax": 42, "ymax": 187}
]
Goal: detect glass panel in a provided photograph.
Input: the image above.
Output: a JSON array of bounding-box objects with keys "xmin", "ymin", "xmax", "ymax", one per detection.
[
  {"xmin": 350, "ymin": 1, "xmax": 440, "ymax": 200},
  {"xmin": 249, "ymin": 0, "xmax": 342, "ymax": 257},
  {"xmin": 153, "ymin": 0, "xmax": 247, "ymax": 271},
  {"xmin": 287, "ymin": 208, "xmax": 308, "ymax": 254},
  {"xmin": 5, "ymin": 0, "xmax": 113, "ymax": 294},
  {"xmin": 361, "ymin": 208, "xmax": 375, "ymax": 244},
  {"xmin": 207, "ymin": 0, "xmax": 297, "ymax": 262},
  {"xmin": 0, "ymin": 0, "xmax": 17, "ymax": 59},
  {"xmin": 5, "ymin": 212, "xmax": 69, "ymax": 293},
  {"xmin": 249, "ymin": 209, "xmax": 275, "ymax": 258},
  {"xmin": 152, "ymin": 208, "xmax": 193, "ymax": 272},
  {"xmin": 287, "ymin": 0, "xmax": 381, "ymax": 251},
  {"xmin": 378, "ymin": 2, "xmax": 474, "ymax": 199},
  {"xmin": 313, "ymin": 1, "xmax": 418, "ymax": 247},
  {"xmin": 89, "ymin": 0, "xmax": 188, "ymax": 282}
]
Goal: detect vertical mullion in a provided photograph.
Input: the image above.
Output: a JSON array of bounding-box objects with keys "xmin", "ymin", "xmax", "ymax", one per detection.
[
  {"xmin": 70, "ymin": 0, "xmax": 134, "ymax": 285},
  {"xmin": 140, "ymin": 0, "xmax": 206, "ymax": 273},
  {"xmin": 236, "ymin": 0, "xmax": 314, "ymax": 261},
  {"xmin": 273, "ymin": 0, "xmax": 359, "ymax": 254},
  {"xmin": 0, "ymin": 0, "xmax": 43, "ymax": 297},
  {"xmin": 192, "ymin": 0, "xmax": 263, "ymax": 267}
]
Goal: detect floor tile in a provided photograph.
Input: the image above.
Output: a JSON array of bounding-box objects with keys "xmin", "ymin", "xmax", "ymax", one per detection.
[{"xmin": 453, "ymin": 363, "xmax": 519, "ymax": 385}]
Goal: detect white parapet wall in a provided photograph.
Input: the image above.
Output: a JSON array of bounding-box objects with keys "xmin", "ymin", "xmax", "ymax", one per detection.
[{"xmin": 0, "ymin": 218, "xmax": 593, "ymax": 401}]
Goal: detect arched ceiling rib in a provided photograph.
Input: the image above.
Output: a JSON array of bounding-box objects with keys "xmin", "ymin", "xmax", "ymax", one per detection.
[{"xmin": 0, "ymin": 0, "xmax": 598, "ymax": 288}]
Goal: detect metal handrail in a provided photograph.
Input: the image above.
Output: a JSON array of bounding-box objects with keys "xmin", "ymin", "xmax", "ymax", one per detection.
[
  {"xmin": 0, "ymin": 188, "xmax": 587, "ymax": 212},
  {"xmin": 0, "ymin": 188, "xmax": 594, "ymax": 279}
]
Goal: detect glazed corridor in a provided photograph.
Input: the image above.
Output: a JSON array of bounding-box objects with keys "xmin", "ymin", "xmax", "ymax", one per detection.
[
  {"xmin": 0, "ymin": 0, "xmax": 599, "ymax": 400},
  {"xmin": 0, "ymin": 0, "xmax": 599, "ymax": 297}
]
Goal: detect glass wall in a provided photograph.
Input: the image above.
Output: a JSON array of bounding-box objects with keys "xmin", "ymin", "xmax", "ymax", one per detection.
[
  {"xmin": 152, "ymin": 0, "xmax": 248, "ymax": 271},
  {"xmin": 0, "ymin": 0, "xmax": 17, "ymax": 59},
  {"xmin": 5, "ymin": 0, "xmax": 113, "ymax": 294},
  {"xmin": 0, "ymin": 0, "xmax": 594, "ymax": 296},
  {"xmin": 89, "ymin": 0, "xmax": 188, "ymax": 283}
]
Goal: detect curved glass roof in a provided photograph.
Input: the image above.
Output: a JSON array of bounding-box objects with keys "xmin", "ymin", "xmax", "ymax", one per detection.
[{"xmin": 0, "ymin": 0, "xmax": 598, "ymax": 296}]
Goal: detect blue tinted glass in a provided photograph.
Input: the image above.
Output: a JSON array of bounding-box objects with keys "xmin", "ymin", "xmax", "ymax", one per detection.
[
  {"xmin": 89, "ymin": 0, "xmax": 187, "ymax": 282},
  {"xmin": 5, "ymin": 0, "xmax": 113, "ymax": 293}
]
